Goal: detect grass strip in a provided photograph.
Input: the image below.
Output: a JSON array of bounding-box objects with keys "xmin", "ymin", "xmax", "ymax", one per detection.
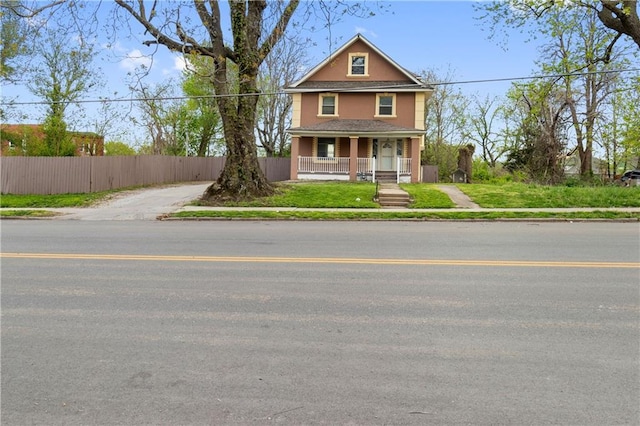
[
  {"xmin": 169, "ymin": 210, "xmax": 640, "ymax": 221},
  {"xmin": 0, "ymin": 210, "xmax": 61, "ymax": 217}
]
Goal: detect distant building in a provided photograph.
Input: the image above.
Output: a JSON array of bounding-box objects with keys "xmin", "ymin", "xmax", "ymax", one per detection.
[
  {"xmin": 0, "ymin": 124, "xmax": 104, "ymax": 156},
  {"xmin": 563, "ymin": 152, "xmax": 606, "ymax": 177}
]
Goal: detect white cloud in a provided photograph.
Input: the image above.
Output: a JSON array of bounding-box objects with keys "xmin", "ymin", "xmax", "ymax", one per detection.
[
  {"xmin": 354, "ymin": 27, "xmax": 378, "ymax": 38},
  {"xmin": 173, "ymin": 55, "xmax": 187, "ymax": 72},
  {"xmin": 120, "ymin": 49, "xmax": 152, "ymax": 72}
]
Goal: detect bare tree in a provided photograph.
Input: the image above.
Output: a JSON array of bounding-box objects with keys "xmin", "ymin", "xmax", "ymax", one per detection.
[
  {"xmin": 466, "ymin": 95, "xmax": 505, "ymax": 168},
  {"xmin": 420, "ymin": 67, "xmax": 470, "ymax": 181},
  {"xmin": 130, "ymin": 82, "xmax": 181, "ymax": 155},
  {"xmin": 256, "ymin": 33, "xmax": 308, "ymax": 157}
]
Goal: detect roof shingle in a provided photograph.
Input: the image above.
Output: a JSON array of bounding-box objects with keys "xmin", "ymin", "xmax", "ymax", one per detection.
[{"xmin": 288, "ymin": 119, "xmax": 423, "ymax": 134}]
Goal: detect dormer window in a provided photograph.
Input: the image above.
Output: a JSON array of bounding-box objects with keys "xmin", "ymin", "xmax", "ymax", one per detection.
[
  {"xmin": 348, "ymin": 52, "xmax": 369, "ymax": 77},
  {"xmin": 375, "ymin": 93, "xmax": 396, "ymax": 117},
  {"xmin": 318, "ymin": 93, "xmax": 338, "ymax": 116}
]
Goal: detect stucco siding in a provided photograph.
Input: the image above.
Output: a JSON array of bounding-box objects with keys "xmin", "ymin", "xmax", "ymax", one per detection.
[
  {"xmin": 300, "ymin": 92, "xmax": 416, "ymax": 128},
  {"xmin": 306, "ymin": 39, "xmax": 409, "ymax": 82}
]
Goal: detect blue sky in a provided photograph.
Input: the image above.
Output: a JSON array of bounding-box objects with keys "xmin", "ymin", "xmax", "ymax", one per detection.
[
  {"xmin": 105, "ymin": 1, "xmax": 544, "ymax": 95},
  {"xmin": 3, "ymin": 1, "xmax": 546, "ymax": 141},
  {"xmin": 311, "ymin": 1, "xmax": 543, "ymax": 94}
]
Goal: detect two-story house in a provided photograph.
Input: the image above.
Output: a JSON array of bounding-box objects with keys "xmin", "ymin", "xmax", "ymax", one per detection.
[{"xmin": 285, "ymin": 34, "xmax": 433, "ymax": 183}]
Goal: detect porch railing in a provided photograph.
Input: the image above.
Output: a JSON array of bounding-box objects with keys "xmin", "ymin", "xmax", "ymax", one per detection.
[
  {"xmin": 398, "ymin": 157, "xmax": 412, "ymax": 174},
  {"xmin": 357, "ymin": 157, "xmax": 375, "ymax": 173},
  {"xmin": 298, "ymin": 156, "xmax": 349, "ymax": 173},
  {"xmin": 297, "ymin": 156, "xmax": 409, "ymax": 176}
]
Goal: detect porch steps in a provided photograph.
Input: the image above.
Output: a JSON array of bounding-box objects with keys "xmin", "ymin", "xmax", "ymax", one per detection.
[
  {"xmin": 375, "ymin": 171, "xmax": 398, "ymax": 183},
  {"xmin": 377, "ymin": 183, "xmax": 411, "ymax": 208}
]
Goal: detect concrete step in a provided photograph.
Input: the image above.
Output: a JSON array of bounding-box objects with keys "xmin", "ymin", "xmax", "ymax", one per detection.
[
  {"xmin": 375, "ymin": 172, "xmax": 398, "ymax": 183},
  {"xmin": 377, "ymin": 191, "xmax": 411, "ymax": 208}
]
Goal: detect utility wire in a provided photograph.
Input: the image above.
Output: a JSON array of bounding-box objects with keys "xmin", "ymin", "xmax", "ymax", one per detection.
[{"xmin": 2, "ymin": 67, "xmax": 639, "ymax": 106}]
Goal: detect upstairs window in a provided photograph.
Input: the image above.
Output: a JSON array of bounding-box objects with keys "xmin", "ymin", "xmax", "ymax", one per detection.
[
  {"xmin": 348, "ymin": 52, "xmax": 369, "ymax": 76},
  {"xmin": 317, "ymin": 138, "xmax": 336, "ymax": 158},
  {"xmin": 318, "ymin": 93, "xmax": 338, "ymax": 116},
  {"xmin": 376, "ymin": 93, "xmax": 396, "ymax": 117}
]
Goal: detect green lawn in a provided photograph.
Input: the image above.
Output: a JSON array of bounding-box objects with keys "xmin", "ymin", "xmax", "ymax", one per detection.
[
  {"xmin": 457, "ymin": 183, "xmax": 640, "ymax": 208},
  {"xmin": 198, "ymin": 181, "xmax": 381, "ymax": 208},
  {"xmin": 0, "ymin": 191, "xmax": 112, "ymax": 208},
  {"xmin": 401, "ymin": 184, "xmax": 455, "ymax": 208}
]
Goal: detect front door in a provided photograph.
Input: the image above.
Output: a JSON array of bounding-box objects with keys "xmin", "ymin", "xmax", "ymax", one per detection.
[{"xmin": 380, "ymin": 140, "xmax": 395, "ymax": 171}]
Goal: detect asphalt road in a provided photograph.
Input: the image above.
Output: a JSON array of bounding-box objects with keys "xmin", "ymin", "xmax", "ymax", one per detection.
[{"xmin": 1, "ymin": 221, "xmax": 639, "ymax": 425}]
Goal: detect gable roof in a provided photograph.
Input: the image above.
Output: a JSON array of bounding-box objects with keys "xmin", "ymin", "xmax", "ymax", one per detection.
[{"xmin": 286, "ymin": 34, "xmax": 431, "ymax": 92}]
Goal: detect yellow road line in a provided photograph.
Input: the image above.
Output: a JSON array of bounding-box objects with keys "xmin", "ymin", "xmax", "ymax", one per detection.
[{"xmin": 1, "ymin": 252, "xmax": 638, "ymax": 268}]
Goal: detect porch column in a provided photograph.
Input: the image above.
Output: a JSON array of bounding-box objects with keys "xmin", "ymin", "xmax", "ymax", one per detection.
[
  {"xmin": 349, "ymin": 136, "xmax": 359, "ymax": 181},
  {"xmin": 290, "ymin": 136, "xmax": 300, "ymax": 180},
  {"xmin": 410, "ymin": 136, "xmax": 421, "ymax": 183}
]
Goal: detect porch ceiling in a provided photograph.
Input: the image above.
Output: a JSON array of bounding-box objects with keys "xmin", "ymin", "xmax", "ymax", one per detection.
[{"xmin": 288, "ymin": 119, "xmax": 425, "ymax": 137}]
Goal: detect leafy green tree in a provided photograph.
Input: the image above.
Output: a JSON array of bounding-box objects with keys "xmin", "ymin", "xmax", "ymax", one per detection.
[
  {"xmin": 42, "ymin": 114, "xmax": 75, "ymax": 156},
  {"xmin": 503, "ymin": 81, "xmax": 569, "ymax": 184},
  {"xmin": 539, "ymin": 7, "xmax": 626, "ymax": 177},
  {"xmin": 0, "ymin": 1, "xmax": 29, "ymax": 82},
  {"xmin": 104, "ymin": 141, "xmax": 136, "ymax": 156},
  {"xmin": 608, "ymin": 78, "xmax": 640, "ymax": 173},
  {"xmin": 478, "ymin": 1, "xmax": 635, "ymax": 178},
  {"xmin": 25, "ymin": 28, "xmax": 101, "ymax": 156},
  {"xmin": 180, "ymin": 56, "xmax": 225, "ymax": 157}
]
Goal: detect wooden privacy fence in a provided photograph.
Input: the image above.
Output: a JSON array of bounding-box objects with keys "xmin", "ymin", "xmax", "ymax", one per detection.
[
  {"xmin": 1, "ymin": 156, "xmax": 436, "ymax": 194},
  {"xmin": 0, "ymin": 156, "xmax": 292, "ymax": 194}
]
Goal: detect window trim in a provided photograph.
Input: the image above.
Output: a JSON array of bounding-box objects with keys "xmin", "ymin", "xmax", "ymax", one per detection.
[
  {"xmin": 314, "ymin": 137, "xmax": 338, "ymax": 160},
  {"xmin": 347, "ymin": 52, "xmax": 369, "ymax": 77},
  {"xmin": 317, "ymin": 93, "xmax": 339, "ymax": 117},
  {"xmin": 375, "ymin": 93, "xmax": 397, "ymax": 118}
]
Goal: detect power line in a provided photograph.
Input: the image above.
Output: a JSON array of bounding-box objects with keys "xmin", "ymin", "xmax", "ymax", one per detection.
[{"xmin": 2, "ymin": 67, "xmax": 639, "ymax": 106}]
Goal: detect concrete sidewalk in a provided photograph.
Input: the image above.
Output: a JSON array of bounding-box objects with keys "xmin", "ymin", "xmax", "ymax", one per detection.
[{"xmin": 436, "ymin": 185, "xmax": 481, "ymax": 208}]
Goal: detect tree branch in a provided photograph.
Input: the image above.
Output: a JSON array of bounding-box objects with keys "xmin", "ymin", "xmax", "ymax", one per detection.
[
  {"xmin": 597, "ymin": 0, "xmax": 640, "ymax": 48},
  {"xmin": 1, "ymin": 0, "xmax": 65, "ymax": 18},
  {"xmin": 260, "ymin": 0, "xmax": 300, "ymax": 60},
  {"xmin": 114, "ymin": 0, "xmax": 212, "ymax": 56}
]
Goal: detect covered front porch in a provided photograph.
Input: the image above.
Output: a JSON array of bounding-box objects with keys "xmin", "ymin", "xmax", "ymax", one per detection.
[
  {"xmin": 295, "ymin": 155, "xmax": 413, "ymax": 183},
  {"xmin": 289, "ymin": 123, "xmax": 425, "ymax": 183}
]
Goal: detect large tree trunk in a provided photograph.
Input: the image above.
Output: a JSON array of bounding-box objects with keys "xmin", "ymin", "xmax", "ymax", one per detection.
[
  {"xmin": 114, "ymin": 0, "xmax": 300, "ymax": 201},
  {"xmin": 204, "ymin": 93, "xmax": 273, "ymax": 201}
]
